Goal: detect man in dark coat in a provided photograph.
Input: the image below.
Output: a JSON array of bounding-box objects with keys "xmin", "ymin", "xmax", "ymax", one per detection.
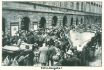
[
  {"xmin": 57, "ymin": 50, "xmax": 67, "ymax": 66},
  {"xmin": 48, "ymin": 45, "xmax": 56, "ymax": 66},
  {"xmin": 17, "ymin": 45, "xmax": 35, "ymax": 66},
  {"xmin": 27, "ymin": 32, "xmax": 34, "ymax": 44},
  {"xmin": 66, "ymin": 49, "xmax": 80, "ymax": 66},
  {"xmin": 37, "ymin": 35, "xmax": 44, "ymax": 47}
]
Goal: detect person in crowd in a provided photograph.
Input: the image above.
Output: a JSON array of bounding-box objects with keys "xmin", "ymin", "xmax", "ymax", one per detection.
[
  {"xmin": 27, "ymin": 32, "xmax": 31, "ymax": 44},
  {"xmin": 2, "ymin": 22, "xmax": 102, "ymax": 66},
  {"xmin": 96, "ymin": 31, "xmax": 102, "ymax": 47},
  {"xmin": 3, "ymin": 35, "xmax": 10, "ymax": 46},
  {"xmin": 16, "ymin": 36, "xmax": 22, "ymax": 47},
  {"xmin": 48, "ymin": 41, "xmax": 56, "ymax": 66},
  {"xmin": 57, "ymin": 50, "xmax": 67, "ymax": 66},
  {"xmin": 33, "ymin": 43, "xmax": 39, "ymax": 65},
  {"xmin": 37, "ymin": 35, "xmax": 44, "ymax": 47},
  {"xmin": 38, "ymin": 42, "xmax": 49, "ymax": 66},
  {"xmin": 17, "ymin": 45, "xmax": 35, "ymax": 66},
  {"xmin": 66, "ymin": 49, "xmax": 80, "ymax": 66},
  {"xmin": 33, "ymin": 31, "xmax": 39, "ymax": 43}
]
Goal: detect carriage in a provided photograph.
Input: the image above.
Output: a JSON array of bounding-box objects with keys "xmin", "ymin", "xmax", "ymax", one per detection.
[{"xmin": 2, "ymin": 43, "xmax": 34, "ymax": 66}]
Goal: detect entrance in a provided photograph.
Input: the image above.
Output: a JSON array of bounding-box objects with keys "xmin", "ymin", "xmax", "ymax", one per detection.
[
  {"xmin": 52, "ymin": 16, "xmax": 58, "ymax": 26},
  {"xmin": 63, "ymin": 16, "xmax": 67, "ymax": 26},
  {"xmin": 2, "ymin": 17, "xmax": 5, "ymax": 33},
  {"xmin": 76, "ymin": 18, "xmax": 78, "ymax": 25},
  {"xmin": 21, "ymin": 17, "xmax": 30, "ymax": 31},
  {"xmin": 70, "ymin": 18, "xmax": 73, "ymax": 25},
  {"xmin": 81, "ymin": 18, "xmax": 83, "ymax": 24},
  {"xmin": 39, "ymin": 17, "xmax": 46, "ymax": 28}
]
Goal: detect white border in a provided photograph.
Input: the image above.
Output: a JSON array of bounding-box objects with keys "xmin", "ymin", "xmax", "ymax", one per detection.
[{"xmin": 0, "ymin": 0, "xmax": 103, "ymax": 70}]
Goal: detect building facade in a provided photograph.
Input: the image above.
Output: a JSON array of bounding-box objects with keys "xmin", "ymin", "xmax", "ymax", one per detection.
[{"xmin": 2, "ymin": 1, "xmax": 102, "ymax": 35}]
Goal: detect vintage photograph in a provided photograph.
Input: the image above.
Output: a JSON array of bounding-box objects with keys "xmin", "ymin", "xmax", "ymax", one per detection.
[{"xmin": 2, "ymin": 1, "xmax": 102, "ymax": 66}]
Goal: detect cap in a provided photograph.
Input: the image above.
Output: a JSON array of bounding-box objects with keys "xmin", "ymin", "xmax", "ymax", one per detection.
[
  {"xmin": 33, "ymin": 43, "xmax": 38, "ymax": 47},
  {"xmin": 66, "ymin": 50, "xmax": 73, "ymax": 55}
]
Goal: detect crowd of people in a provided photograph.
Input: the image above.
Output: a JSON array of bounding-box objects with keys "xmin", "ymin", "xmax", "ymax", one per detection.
[{"xmin": 2, "ymin": 22, "xmax": 102, "ymax": 66}]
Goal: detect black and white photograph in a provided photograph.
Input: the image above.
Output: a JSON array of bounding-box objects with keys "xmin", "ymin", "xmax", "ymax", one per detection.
[{"xmin": 2, "ymin": 1, "xmax": 102, "ymax": 67}]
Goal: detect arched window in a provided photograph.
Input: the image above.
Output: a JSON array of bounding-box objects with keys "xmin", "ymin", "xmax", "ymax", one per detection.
[
  {"xmin": 99, "ymin": 5, "xmax": 100, "ymax": 7},
  {"xmin": 81, "ymin": 18, "xmax": 83, "ymax": 24},
  {"xmin": 21, "ymin": 17, "xmax": 30, "ymax": 31},
  {"xmin": 94, "ymin": 3, "xmax": 95, "ymax": 6},
  {"xmin": 91, "ymin": 2, "xmax": 93, "ymax": 5},
  {"xmin": 76, "ymin": 18, "xmax": 78, "ymax": 25},
  {"xmin": 95, "ymin": 18, "xmax": 97, "ymax": 23},
  {"xmin": 2, "ymin": 17, "xmax": 6, "ymax": 33},
  {"xmin": 52, "ymin": 16, "xmax": 58, "ymax": 26},
  {"xmin": 86, "ymin": 17, "xmax": 89, "ymax": 24},
  {"xmin": 76, "ymin": 2, "xmax": 79, "ymax": 10},
  {"xmin": 70, "ymin": 18, "xmax": 73, "ymax": 25},
  {"xmin": 39, "ymin": 17, "xmax": 46, "ymax": 28},
  {"xmin": 81, "ymin": 2, "xmax": 83, "ymax": 11},
  {"xmin": 70, "ymin": 2, "xmax": 74, "ymax": 9},
  {"xmin": 97, "ymin": 4, "xmax": 98, "ymax": 7},
  {"xmin": 63, "ymin": 16, "xmax": 67, "ymax": 26}
]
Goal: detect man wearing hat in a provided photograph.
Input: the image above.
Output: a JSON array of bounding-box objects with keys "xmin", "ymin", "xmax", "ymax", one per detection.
[
  {"xmin": 48, "ymin": 41, "xmax": 56, "ymax": 66},
  {"xmin": 38, "ymin": 43, "xmax": 49, "ymax": 66},
  {"xmin": 66, "ymin": 48, "xmax": 80, "ymax": 66}
]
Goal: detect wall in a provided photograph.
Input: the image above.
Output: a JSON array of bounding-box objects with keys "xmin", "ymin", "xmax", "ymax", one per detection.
[{"xmin": 2, "ymin": 1, "xmax": 102, "ymax": 35}]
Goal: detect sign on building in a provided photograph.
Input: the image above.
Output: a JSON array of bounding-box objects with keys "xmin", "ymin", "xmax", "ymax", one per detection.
[
  {"xmin": 10, "ymin": 22, "xmax": 19, "ymax": 36},
  {"xmin": 33, "ymin": 22, "xmax": 38, "ymax": 30}
]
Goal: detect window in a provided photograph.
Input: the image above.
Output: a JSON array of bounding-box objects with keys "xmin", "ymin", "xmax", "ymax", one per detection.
[
  {"xmin": 64, "ymin": 2, "xmax": 67, "ymax": 8},
  {"xmin": 99, "ymin": 5, "xmax": 100, "ymax": 7},
  {"xmin": 21, "ymin": 17, "xmax": 30, "ymax": 31},
  {"xmin": 76, "ymin": 2, "xmax": 79, "ymax": 10},
  {"xmin": 70, "ymin": 2, "xmax": 74, "ymax": 9},
  {"xmin": 81, "ymin": 18, "xmax": 83, "ymax": 24},
  {"xmin": 39, "ymin": 17, "xmax": 46, "ymax": 28},
  {"xmin": 76, "ymin": 18, "xmax": 78, "ymax": 25},
  {"xmin": 2, "ymin": 17, "xmax": 6, "ymax": 33},
  {"xmin": 97, "ymin": 4, "xmax": 98, "ymax": 7},
  {"xmin": 52, "ymin": 16, "xmax": 58, "ymax": 26},
  {"xmin": 63, "ymin": 16, "xmax": 67, "ymax": 26},
  {"xmin": 70, "ymin": 18, "xmax": 73, "ymax": 25},
  {"xmin": 81, "ymin": 2, "xmax": 83, "ymax": 11},
  {"xmin": 91, "ymin": 2, "xmax": 93, "ymax": 5}
]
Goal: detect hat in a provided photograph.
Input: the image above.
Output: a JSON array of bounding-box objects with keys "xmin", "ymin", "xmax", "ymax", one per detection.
[
  {"xmin": 54, "ymin": 39, "xmax": 59, "ymax": 42},
  {"xmin": 66, "ymin": 50, "xmax": 73, "ymax": 55},
  {"xmin": 33, "ymin": 43, "xmax": 38, "ymax": 47}
]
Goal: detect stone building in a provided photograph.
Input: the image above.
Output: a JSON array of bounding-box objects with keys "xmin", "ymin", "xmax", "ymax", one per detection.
[{"xmin": 2, "ymin": 1, "xmax": 102, "ymax": 35}]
